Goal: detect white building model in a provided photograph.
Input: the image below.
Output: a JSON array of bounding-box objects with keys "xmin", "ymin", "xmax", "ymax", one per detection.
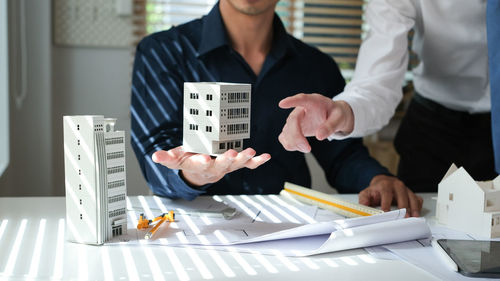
[
  {"xmin": 183, "ymin": 82, "xmax": 251, "ymax": 155},
  {"xmin": 63, "ymin": 115, "xmax": 127, "ymax": 245},
  {"xmin": 436, "ymin": 164, "xmax": 500, "ymax": 238}
]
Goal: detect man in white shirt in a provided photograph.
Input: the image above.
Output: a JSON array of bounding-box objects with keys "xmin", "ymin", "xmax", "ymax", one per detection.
[{"xmin": 278, "ymin": 0, "xmax": 496, "ymax": 192}]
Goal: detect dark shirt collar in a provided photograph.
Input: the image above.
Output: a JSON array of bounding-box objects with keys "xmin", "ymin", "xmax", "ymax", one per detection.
[
  {"xmin": 197, "ymin": 2, "xmax": 298, "ymax": 58},
  {"xmin": 198, "ymin": 3, "xmax": 229, "ymax": 56}
]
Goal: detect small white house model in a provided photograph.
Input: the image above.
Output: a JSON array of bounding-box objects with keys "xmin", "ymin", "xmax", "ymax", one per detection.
[
  {"xmin": 436, "ymin": 164, "xmax": 500, "ymax": 238},
  {"xmin": 183, "ymin": 82, "xmax": 251, "ymax": 155},
  {"xmin": 63, "ymin": 115, "xmax": 127, "ymax": 245}
]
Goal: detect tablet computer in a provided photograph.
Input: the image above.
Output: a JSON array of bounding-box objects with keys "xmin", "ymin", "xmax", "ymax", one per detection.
[{"xmin": 433, "ymin": 239, "xmax": 500, "ymax": 278}]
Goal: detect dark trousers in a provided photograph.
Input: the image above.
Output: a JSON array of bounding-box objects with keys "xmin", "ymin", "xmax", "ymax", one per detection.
[{"xmin": 394, "ymin": 93, "xmax": 497, "ymax": 192}]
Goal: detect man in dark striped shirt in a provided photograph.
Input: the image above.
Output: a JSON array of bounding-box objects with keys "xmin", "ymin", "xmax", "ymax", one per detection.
[{"xmin": 131, "ymin": 0, "xmax": 423, "ymax": 215}]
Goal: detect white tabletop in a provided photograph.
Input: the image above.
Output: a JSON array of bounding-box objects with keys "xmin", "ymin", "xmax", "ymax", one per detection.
[{"xmin": 0, "ymin": 194, "xmax": 439, "ymax": 281}]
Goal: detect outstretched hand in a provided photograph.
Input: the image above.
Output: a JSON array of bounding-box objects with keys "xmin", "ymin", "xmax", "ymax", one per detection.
[
  {"xmin": 359, "ymin": 175, "xmax": 423, "ymax": 217},
  {"xmin": 278, "ymin": 93, "xmax": 355, "ymax": 153},
  {"xmin": 152, "ymin": 146, "xmax": 271, "ymax": 187}
]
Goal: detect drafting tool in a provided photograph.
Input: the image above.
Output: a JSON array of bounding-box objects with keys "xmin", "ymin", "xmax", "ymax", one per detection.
[
  {"xmin": 138, "ymin": 211, "xmax": 176, "ymax": 239},
  {"xmin": 281, "ymin": 182, "xmax": 384, "ymax": 218},
  {"xmin": 137, "ymin": 213, "xmax": 151, "ymax": 230},
  {"xmin": 145, "ymin": 217, "xmax": 166, "ymax": 240},
  {"xmin": 163, "ymin": 211, "xmax": 175, "ymax": 222}
]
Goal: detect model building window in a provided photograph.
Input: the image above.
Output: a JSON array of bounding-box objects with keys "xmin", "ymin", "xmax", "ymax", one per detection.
[
  {"xmin": 190, "ymin": 93, "xmax": 199, "ymax": 99},
  {"xmin": 219, "ymin": 143, "xmax": 225, "ymax": 149},
  {"xmin": 206, "ymin": 94, "xmax": 213, "ymax": 101},
  {"xmin": 235, "ymin": 141, "xmax": 241, "ymax": 148},
  {"xmin": 227, "ymin": 123, "xmax": 249, "ymax": 135},
  {"xmin": 105, "ymin": 137, "xmax": 124, "ymax": 145},
  {"xmin": 206, "ymin": 126, "xmax": 212, "ymax": 132},
  {"xmin": 189, "ymin": 108, "xmax": 199, "ymax": 115},
  {"xmin": 227, "ymin": 108, "xmax": 249, "ymax": 119},
  {"xmin": 107, "ymin": 165, "xmax": 125, "ymax": 175},
  {"xmin": 227, "ymin": 92, "xmax": 250, "ymax": 103},
  {"xmin": 112, "ymin": 225, "xmax": 122, "ymax": 236},
  {"xmin": 206, "ymin": 110, "xmax": 212, "ymax": 116},
  {"xmin": 189, "ymin": 124, "xmax": 198, "ymax": 130}
]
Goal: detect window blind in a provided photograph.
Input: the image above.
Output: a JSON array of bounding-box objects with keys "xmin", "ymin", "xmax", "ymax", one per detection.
[
  {"xmin": 132, "ymin": 0, "xmax": 364, "ymax": 69},
  {"xmin": 279, "ymin": 0, "xmax": 363, "ymax": 69}
]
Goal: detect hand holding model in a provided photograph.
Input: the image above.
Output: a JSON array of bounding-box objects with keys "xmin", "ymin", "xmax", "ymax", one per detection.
[
  {"xmin": 152, "ymin": 146, "xmax": 271, "ymax": 187},
  {"xmin": 360, "ymin": 175, "xmax": 423, "ymax": 217},
  {"xmin": 278, "ymin": 93, "xmax": 355, "ymax": 153}
]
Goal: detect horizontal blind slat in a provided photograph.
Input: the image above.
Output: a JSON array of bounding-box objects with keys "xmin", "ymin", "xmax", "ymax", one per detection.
[
  {"xmin": 333, "ymin": 57, "xmax": 357, "ymax": 64},
  {"xmin": 304, "ymin": 0, "xmax": 363, "ymax": 5},
  {"xmin": 303, "ymin": 36, "xmax": 362, "ymax": 44},
  {"xmin": 303, "ymin": 7, "xmax": 363, "ymax": 16},
  {"xmin": 317, "ymin": 46, "xmax": 359, "ymax": 54},
  {"xmin": 302, "ymin": 26, "xmax": 362, "ymax": 35},
  {"xmin": 301, "ymin": 17, "xmax": 363, "ymax": 25}
]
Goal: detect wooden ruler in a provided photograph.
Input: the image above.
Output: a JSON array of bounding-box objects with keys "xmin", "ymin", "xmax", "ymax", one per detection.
[{"xmin": 281, "ymin": 182, "xmax": 384, "ymax": 218}]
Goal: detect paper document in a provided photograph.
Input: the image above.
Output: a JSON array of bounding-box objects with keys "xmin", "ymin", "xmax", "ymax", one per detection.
[
  {"xmin": 367, "ymin": 224, "xmax": 500, "ymax": 281},
  {"xmin": 107, "ymin": 195, "xmax": 431, "ymax": 256}
]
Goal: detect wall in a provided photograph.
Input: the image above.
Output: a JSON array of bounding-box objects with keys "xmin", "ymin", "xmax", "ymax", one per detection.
[
  {"xmin": 51, "ymin": 46, "xmax": 150, "ymax": 195},
  {"xmin": 0, "ymin": 0, "xmax": 53, "ymax": 196},
  {"xmin": 0, "ymin": 0, "xmax": 149, "ymax": 196}
]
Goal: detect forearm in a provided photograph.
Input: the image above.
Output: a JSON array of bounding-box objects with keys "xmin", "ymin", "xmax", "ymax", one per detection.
[
  {"xmin": 131, "ymin": 35, "xmax": 204, "ymax": 199},
  {"xmin": 329, "ymin": 0, "xmax": 417, "ymax": 139}
]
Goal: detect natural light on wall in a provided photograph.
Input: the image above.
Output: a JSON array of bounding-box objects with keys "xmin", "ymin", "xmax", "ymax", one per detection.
[{"xmin": 0, "ymin": 0, "xmax": 9, "ymax": 177}]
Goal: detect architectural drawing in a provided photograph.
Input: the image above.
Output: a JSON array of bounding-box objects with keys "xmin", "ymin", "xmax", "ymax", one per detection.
[
  {"xmin": 436, "ymin": 164, "xmax": 500, "ymax": 238},
  {"xmin": 63, "ymin": 115, "xmax": 127, "ymax": 245},
  {"xmin": 183, "ymin": 82, "xmax": 251, "ymax": 155}
]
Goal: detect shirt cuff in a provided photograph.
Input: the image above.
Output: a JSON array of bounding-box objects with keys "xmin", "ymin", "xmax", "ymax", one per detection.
[{"xmin": 328, "ymin": 92, "xmax": 368, "ymax": 140}]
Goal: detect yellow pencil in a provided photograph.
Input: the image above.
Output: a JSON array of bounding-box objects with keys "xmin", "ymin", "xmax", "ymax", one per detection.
[
  {"xmin": 144, "ymin": 211, "xmax": 175, "ymax": 240},
  {"xmin": 145, "ymin": 217, "xmax": 166, "ymax": 240}
]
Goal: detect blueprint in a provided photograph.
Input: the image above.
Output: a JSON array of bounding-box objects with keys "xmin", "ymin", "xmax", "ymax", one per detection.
[{"xmin": 106, "ymin": 195, "xmax": 431, "ymax": 256}]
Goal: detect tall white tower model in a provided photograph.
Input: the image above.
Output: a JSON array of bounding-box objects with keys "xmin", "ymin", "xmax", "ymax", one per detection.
[
  {"xmin": 63, "ymin": 116, "xmax": 127, "ymax": 245},
  {"xmin": 183, "ymin": 82, "xmax": 251, "ymax": 155}
]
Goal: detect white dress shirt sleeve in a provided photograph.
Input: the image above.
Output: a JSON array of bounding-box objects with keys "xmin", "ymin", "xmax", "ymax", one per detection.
[{"xmin": 328, "ymin": 0, "xmax": 417, "ymax": 140}]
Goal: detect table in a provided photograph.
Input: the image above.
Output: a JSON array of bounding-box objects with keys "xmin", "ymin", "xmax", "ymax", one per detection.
[{"xmin": 0, "ymin": 194, "xmax": 439, "ymax": 281}]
